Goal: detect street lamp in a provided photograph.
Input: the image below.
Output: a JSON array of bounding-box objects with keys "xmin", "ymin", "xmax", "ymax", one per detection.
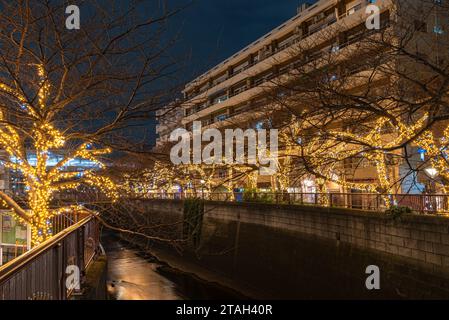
[
  {"xmin": 200, "ymin": 180, "xmax": 205, "ymax": 199},
  {"xmin": 425, "ymin": 167, "xmax": 438, "ymax": 179},
  {"xmin": 424, "ymin": 167, "xmax": 439, "ymax": 195}
]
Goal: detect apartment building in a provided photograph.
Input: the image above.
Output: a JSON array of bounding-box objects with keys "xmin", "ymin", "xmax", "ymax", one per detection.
[
  {"xmin": 181, "ymin": 0, "xmax": 392, "ymax": 129},
  {"xmin": 170, "ymin": 0, "xmax": 449, "ymax": 194},
  {"xmin": 155, "ymin": 102, "xmax": 184, "ymax": 151}
]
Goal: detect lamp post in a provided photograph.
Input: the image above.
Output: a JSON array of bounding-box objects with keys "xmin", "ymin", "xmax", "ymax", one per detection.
[
  {"xmin": 200, "ymin": 179, "xmax": 205, "ymax": 199},
  {"xmin": 425, "ymin": 167, "xmax": 439, "ymax": 192},
  {"xmin": 424, "ymin": 167, "xmax": 439, "ymax": 212}
]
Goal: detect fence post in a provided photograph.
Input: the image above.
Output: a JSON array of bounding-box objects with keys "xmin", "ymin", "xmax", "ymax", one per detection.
[
  {"xmin": 421, "ymin": 195, "xmax": 425, "ymax": 214},
  {"xmin": 79, "ymin": 226, "xmax": 86, "ymax": 285},
  {"xmin": 347, "ymin": 193, "xmax": 350, "ymax": 209},
  {"xmin": 54, "ymin": 242, "xmax": 63, "ymax": 299}
]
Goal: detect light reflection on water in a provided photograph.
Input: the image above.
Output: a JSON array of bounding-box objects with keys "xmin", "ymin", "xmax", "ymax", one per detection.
[{"xmin": 105, "ymin": 239, "xmax": 184, "ymax": 300}]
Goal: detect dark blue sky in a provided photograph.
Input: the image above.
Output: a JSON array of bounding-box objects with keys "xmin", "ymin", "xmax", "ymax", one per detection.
[
  {"xmin": 144, "ymin": 0, "xmax": 307, "ymax": 146},
  {"xmin": 169, "ymin": 0, "xmax": 306, "ymax": 83}
]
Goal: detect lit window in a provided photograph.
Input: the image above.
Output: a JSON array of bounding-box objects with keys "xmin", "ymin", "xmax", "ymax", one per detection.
[
  {"xmin": 434, "ymin": 25, "xmax": 444, "ymax": 34},
  {"xmin": 331, "ymin": 45, "xmax": 340, "ymax": 53},
  {"xmin": 347, "ymin": 4, "xmax": 361, "ymax": 15},
  {"xmin": 215, "ymin": 114, "xmax": 228, "ymax": 122},
  {"xmin": 213, "ymin": 94, "xmax": 228, "ymax": 104}
]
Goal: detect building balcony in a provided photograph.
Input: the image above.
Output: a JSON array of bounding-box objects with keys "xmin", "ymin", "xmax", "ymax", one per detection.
[
  {"xmin": 184, "ymin": 0, "xmax": 390, "ymax": 109},
  {"xmin": 184, "ymin": 27, "xmax": 391, "ymax": 125}
]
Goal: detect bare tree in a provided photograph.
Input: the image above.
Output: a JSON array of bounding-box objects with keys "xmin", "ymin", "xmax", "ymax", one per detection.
[
  {"xmin": 258, "ymin": 0, "xmax": 449, "ymax": 206},
  {"xmin": 0, "ymin": 0, "xmax": 184, "ymax": 244}
]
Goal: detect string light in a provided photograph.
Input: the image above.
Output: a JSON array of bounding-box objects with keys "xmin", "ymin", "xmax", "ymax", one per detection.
[
  {"xmin": 0, "ymin": 64, "xmax": 119, "ymax": 245},
  {"xmin": 417, "ymin": 124, "xmax": 449, "ymax": 196},
  {"xmin": 280, "ymin": 114, "xmax": 430, "ymax": 208}
]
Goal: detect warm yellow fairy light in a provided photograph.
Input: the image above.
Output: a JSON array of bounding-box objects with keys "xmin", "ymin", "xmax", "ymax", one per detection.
[
  {"xmin": 417, "ymin": 124, "xmax": 449, "ymax": 194},
  {"xmin": 0, "ymin": 64, "xmax": 119, "ymax": 245},
  {"xmin": 281, "ymin": 113, "xmax": 430, "ymax": 208}
]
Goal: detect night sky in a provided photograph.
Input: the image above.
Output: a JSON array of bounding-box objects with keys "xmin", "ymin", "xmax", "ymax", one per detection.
[
  {"xmin": 145, "ymin": 0, "xmax": 308, "ymax": 145},
  {"xmin": 169, "ymin": 0, "xmax": 307, "ymax": 83}
]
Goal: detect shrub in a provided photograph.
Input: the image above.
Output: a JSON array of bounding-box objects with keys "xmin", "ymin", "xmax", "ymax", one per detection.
[
  {"xmin": 243, "ymin": 189, "xmax": 274, "ymax": 203},
  {"xmin": 385, "ymin": 205, "xmax": 412, "ymax": 219}
]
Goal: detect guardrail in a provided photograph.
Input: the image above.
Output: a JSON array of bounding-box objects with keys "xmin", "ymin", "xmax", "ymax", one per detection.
[
  {"xmin": 139, "ymin": 192, "xmax": 449, "ymax": 215},
  {"xmin": 0, "ymin": 209, "xmax": 100, "ymax": 300}
]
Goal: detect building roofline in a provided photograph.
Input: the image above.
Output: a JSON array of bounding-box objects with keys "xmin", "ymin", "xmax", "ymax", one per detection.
[{"xmin": 183, "ymin": 0, "xmax": 336, "ymax": 92}]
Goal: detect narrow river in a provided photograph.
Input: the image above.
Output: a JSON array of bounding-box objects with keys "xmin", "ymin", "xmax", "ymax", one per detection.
[{"xmin": 103, "ymin": 233, "xmax": 245, "ymax": 300}]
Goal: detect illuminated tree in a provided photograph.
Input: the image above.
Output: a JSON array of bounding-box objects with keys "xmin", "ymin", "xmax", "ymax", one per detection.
[
  {"xmin": 0, "ymin": 1, "xmax": 182, "ymax": 244},
  {"xmin": 279, "ymin": 113, "xmax": 429, "ymax": 207},
  {"xmin": 0, "ymin": 65, "xmax": 119, "ymax": 245},
  {"xmin": 417, "ymin": 124, "xmax": 449, "ymax": 194},
  {"xmin": 260, "ymin": 0, "xmax": 449, "ymax": 208}
]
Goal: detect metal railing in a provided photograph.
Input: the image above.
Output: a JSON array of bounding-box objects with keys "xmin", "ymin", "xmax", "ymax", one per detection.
[
  {"xmin": 139, "ymin": 192, "xmax": 449, "ymax": 215},
  {"xmin": 0, "ymin": 209, "xmax": 100, "ymax": 300}
]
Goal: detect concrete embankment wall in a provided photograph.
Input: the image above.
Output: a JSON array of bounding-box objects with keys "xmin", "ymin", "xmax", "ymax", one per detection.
[
  {"xmin": 121, "ymin": 199, "xmax": 449, "ymax": 299},
  {"xmin": 78, "ymin": 255, "xmax": 108, "ymax": 300}
]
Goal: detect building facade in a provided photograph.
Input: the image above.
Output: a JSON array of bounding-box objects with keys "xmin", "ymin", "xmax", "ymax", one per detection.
[
  {"xmin": 155, "ymin": 102, "xmax": 185, "ymax": 151},
  {"xmin": 159, "ymin": 0, "xmax": 449, "ymax": 199},
  {"xmin": 181, "ymin": 0, "xmax": 391, "ymax": 129}
]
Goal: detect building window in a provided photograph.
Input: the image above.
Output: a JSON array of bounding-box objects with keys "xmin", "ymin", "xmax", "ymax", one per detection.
[
  {"xmin": 434, "ymin": 25, "xmax": 444, "ymax": 34},
  {"xmin": 331, "ymin": 44, "xmax": 340, "ymax": 53},
  {"xmin": 255, "ymin": 121, "xmax": 264, "ymax": 130},
  {"xmin": 215, "ymin": 114, "xmax": 228, "ymax": 122},
  {"xmin": 213, "ymin": 94, "xmax": 228, "ymax": 104},
  {"xmin": 347, "ymin": 4, "xmax": 362, "ymax": 16}
]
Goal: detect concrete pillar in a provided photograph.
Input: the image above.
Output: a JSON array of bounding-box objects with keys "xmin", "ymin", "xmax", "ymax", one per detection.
[
  {"xmin": 227, "ymin": 67, "xmax": 233, "ymax": 77},
  {"xmin": 271, "ymin": 40, "xmax": 278, "ymax": 53}
]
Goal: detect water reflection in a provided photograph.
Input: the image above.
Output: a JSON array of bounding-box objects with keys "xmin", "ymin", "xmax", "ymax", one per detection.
[{"xmin": 105, "ymin": 238, "xmax": 184, "ymax": 300}]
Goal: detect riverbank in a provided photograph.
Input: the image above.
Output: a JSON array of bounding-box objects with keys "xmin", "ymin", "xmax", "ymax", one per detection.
[
  {"xmin": 108, "ymin": 199, "xmax": 449, "ymax": 299},
  {"xmin": 103, "ymin": 232, "xmax": 247, "ymax": 300}
]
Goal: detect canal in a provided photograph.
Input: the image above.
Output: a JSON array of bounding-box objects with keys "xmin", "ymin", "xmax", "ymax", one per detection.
[{"xmin": 102, "ymin": 233, "xmax": 245, "ymax": 300}]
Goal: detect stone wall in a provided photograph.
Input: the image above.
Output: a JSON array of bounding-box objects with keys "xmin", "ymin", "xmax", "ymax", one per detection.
[
  {"xmin": 130, "ymin": 199, "xmax": 449, "ymax": 298},
  {"xmin": 141, "ymin": 200, "xmax": 449, "ymax": 272},
  {"xmin": 204, "ymin": 202, "xmax": 449, "ymax": 274}
]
